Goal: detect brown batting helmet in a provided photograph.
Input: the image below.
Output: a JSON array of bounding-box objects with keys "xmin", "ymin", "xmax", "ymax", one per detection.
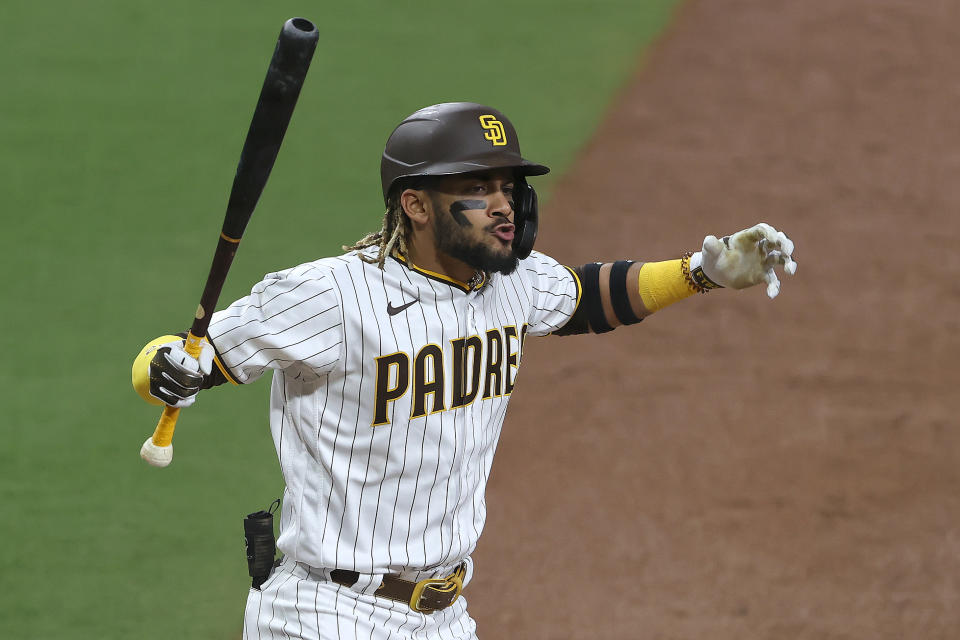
[{"xmin": 380, "ymin": 102, "xmax": 550, "ymax": 203}]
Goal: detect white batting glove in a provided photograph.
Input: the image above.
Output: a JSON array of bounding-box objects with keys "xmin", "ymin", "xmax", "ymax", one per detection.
[
  {"xmin": 695, "ymin": 222, "xmax": 797, "ymax": 299},
  {"xmin": 148, "ymin": 339, "xmax": 215, "ymax": 408}
]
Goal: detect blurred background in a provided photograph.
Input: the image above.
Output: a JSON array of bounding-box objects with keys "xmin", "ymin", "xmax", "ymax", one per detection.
[{"xmin": 0, "ymin": 1, "xmax": 677, "ymax": 637}]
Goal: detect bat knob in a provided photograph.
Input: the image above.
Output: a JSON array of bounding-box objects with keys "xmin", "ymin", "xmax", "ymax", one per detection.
[{"xmin": 141, "ymin": 438, "xmax": 173, "ymax": 468}]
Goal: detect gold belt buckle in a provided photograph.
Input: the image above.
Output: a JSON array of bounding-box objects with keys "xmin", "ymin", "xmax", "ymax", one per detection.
[{"xmin": 409, "ymin": 564, "xmax": 466, "ymax": 613}]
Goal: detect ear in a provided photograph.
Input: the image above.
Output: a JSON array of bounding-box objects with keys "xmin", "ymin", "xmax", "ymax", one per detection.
[{"xmin": 400, "ymin": 188, "xmax": 430, "ymax": 225}]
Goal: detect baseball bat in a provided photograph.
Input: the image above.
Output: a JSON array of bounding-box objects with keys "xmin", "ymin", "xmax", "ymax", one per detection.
[{"xmin": 140, "ymin": 17, "xmax": 319, "ymax": 468}]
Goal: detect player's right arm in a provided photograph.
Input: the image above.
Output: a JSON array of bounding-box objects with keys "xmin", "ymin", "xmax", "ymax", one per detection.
[
  {"xmin": 204, "ymin": 265, "xmax": 343, "ymax": 385},
  {"xmin": 132, "ymin": 264, "xmax": 344, "ymax": 408},
  {"xmin": 131, "ymin": 334, "xmax": 220, "ymax": 407}
]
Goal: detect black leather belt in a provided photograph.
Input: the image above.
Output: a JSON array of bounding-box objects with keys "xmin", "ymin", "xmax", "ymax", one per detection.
[{"xmin": 330, "ymin": 563, "xmax": 466, "ymax": 614}]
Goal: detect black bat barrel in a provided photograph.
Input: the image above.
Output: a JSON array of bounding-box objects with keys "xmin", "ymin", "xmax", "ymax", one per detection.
[
  {"xmin": 191, "ymin": 17, "xmax": 319, "ymax": 337},
  {"xmin": 223, "ymin": 17, "xmax": 319, "ymax": 241}
]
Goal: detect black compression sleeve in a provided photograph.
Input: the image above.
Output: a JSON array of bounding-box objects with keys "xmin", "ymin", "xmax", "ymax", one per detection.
[
  {"xmin": 581, "ymin": 262, "xmax": 614, "ymax": 333},
  {"xmin": 610, "ymin": 260, "xmax": 642, "ymax": 325}
]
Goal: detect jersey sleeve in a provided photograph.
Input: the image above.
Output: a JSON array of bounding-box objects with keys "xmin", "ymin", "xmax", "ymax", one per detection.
[
  {"xmin": 521, "ymin": 251, "xmax": 582, "ymax": 337},
  {"xmin": 206, "ymin": 264, "xmax": 344, "ymax": 384}
]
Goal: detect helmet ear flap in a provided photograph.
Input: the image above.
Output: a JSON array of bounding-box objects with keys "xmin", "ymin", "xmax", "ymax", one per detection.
[{"xmin": 512, "ymin": 179, "xmax": 538, "ymax": 260}]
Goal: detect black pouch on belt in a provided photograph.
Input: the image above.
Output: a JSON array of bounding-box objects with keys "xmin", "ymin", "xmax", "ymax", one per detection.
[{"xmin": 244, "ymin": 498, "xmax": 280, "ymax": 590}]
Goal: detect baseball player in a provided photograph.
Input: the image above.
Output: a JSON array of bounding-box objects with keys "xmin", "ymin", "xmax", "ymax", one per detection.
[{"xmin": 132, "ymin": 102, "xmax": 797, "ymax": 639}]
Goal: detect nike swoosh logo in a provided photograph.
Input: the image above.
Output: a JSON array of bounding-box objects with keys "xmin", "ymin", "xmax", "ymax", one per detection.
[{"xmin": 387, "ymin": 298, "xmax": 419, "ymax": 316}]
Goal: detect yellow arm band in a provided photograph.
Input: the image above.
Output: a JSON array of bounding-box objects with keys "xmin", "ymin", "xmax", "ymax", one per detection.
[
  {"xmin": 131, "ymin": 335, "xmax": 183, "ymax": 406},
  {"xmin": 637, "ymin": 259, "xmax": 697, "ymax": 313}
]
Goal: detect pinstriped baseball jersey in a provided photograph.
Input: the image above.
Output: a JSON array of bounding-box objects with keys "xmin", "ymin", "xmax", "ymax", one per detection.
[{"xmin": 207, "ymin": 247, "xmax": 579, "ymax": 574}]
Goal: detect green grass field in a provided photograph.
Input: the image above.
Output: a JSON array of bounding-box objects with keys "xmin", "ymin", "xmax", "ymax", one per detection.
[{"xmin": 1, "ymin": 1, "xmax": 678, "ymax": 637}]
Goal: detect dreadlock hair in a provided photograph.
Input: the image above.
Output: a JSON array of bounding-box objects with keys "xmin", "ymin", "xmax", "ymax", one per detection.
[{"xmin": 343, "ymin": 177, "xmax": 431, "ymax": 269}]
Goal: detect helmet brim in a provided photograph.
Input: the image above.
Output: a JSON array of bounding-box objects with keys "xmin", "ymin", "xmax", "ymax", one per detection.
[
  {"xmin": 383, "ymin": 156, "xmax": 550, "ymax": 202},
  {"xmin": 417, "ymin": 157, "xmax": 550, "ymax": 178}
]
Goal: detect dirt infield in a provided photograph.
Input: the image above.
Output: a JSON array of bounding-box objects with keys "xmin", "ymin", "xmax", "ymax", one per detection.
[{"xmin": 468, "ymin": 1, "xmax": 960, "ymax": 638}]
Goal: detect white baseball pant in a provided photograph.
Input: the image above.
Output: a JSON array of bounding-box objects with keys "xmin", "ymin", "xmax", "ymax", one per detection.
[{"xmin": 242, "ymin": 557, "xmax": 479, "ymax": 639}]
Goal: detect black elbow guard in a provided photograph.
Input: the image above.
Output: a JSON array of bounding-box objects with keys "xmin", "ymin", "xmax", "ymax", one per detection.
[{"xmin": 554, "ymin": 261, "xmax": 642, "ymax": 335}]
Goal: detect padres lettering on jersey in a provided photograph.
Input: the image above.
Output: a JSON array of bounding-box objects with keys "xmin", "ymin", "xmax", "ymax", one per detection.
[
  {"xmin": 372, "ymin": 324, "xmax": 526, "ymax": 426},
  {"xmin": 207, "ymin": 248, "xmax": 578, "ymax": 575}
]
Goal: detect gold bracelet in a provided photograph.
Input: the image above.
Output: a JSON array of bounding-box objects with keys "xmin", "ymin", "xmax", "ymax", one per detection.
[
  {"xmin": 680, "ymin": 252, "xmax": 702, "ymax": 293},
  {"xmin": 680, "ymin": 251, "xmax": 708, "ymax": 294},
  {"xmin": 681, "ymin": 251, "xmax": 724, "ymax": 293}
]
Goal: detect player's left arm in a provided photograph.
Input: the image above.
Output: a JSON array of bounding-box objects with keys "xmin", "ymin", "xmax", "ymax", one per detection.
[{"xmin": 554, "ymin": 222, "xmax": 797, "ymax": 335}]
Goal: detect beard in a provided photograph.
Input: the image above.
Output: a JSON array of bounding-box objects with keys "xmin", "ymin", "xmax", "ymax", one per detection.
[{"xmin": 433, "ymin": 210, "xmax": 519, "ymax": 276}]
